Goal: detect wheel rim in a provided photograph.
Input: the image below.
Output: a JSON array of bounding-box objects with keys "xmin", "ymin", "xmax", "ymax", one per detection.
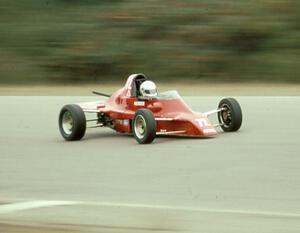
[
  {"xmin": 62, "ymin": 111, "xmax": 73, "ymax": 135},
  {"xmin": 220, "ymin": 104, "xmax": 232, "ymax": 127},
  {"xmin": 134, "ymin": 115, "xmax": 146, "ymax": 139}
]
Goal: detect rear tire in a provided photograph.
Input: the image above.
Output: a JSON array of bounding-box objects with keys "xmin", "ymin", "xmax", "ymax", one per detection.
[
  {"xmin": 132, "ymin": 109, "xmax": 156, "ymax": 144},
  {"xmin": 218, "ymin": 98, "xmax": 242, "ymax": 132},
  {"xmin": 59, "ymin": 104, "xmax": 86, "ymax": 141}
]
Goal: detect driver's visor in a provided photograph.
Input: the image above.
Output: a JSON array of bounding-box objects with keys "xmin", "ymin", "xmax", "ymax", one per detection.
[{"xmin": 145, "ymin": 89, "xmax": 157, "ymax": 94}]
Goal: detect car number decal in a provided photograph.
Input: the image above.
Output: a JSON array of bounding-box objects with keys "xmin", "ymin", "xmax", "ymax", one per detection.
[{"xmin": 195, "ymin": 118, "xmax": 210, "ymax": 127}]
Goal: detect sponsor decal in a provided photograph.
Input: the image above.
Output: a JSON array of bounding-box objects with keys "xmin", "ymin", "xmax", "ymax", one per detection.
[
  {"xmin": 116, "ymin": 119, "xmax": 129, "ymax": 126},
  {"xmin": 160, "ymin": 129, "xmax": 167, "ymax": 132},
  {"xmin": 155, "ymin": 117, "xmax": 174, "ymax": 121},
  {"xmin": 134, "ymin": 101, "xmax": 145, "ymax": 106},
  {"xmin": 115, "ymin": 119, "xmax": 122, "ymax": 125}
]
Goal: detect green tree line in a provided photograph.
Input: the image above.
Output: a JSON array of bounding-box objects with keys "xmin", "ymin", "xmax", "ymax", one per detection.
[{"xmin": 0, "ymin": 0, "xmax": 299, "ymax": 84}]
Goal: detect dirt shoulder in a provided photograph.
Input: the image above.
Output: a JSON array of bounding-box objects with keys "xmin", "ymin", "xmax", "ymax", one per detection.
[{"xmin": 0, "ymin": 82, "xmax": 299, "ymax": 96}]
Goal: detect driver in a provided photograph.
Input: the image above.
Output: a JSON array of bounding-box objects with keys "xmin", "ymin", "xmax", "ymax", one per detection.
[{"xmin": 139, "ymin": 80, "xmax": 158, "ymax": 99}]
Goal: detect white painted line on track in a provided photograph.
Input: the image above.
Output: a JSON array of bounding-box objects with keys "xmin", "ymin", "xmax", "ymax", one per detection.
[
  {"xmin": 1, "ymin": 200, "xmax": 300, "ymax": 219},
  {"xmin": 0, "ymin": 200, "xmax": 79, "ymax": 214},
  {"xmin": 82, "ymin": 201, "xmax": 300, "ymax": 219}
]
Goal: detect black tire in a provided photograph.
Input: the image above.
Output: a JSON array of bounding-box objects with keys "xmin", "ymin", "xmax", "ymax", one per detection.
[
  {"xmin": 132, "ymin": 109, "xmax": 156, "ymax": 144},
  {"xmin": 59, "ymin": 104, "xmax": 86, "ymax": 141},
  {"xmin": 218, "ymin": 98, "xmax": 242, "ymax": 132}
]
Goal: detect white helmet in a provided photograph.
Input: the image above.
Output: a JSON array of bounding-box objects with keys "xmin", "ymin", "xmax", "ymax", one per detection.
[{"xmin": 140, "ymin": 80, "xmax": 157, "ymax": 98}]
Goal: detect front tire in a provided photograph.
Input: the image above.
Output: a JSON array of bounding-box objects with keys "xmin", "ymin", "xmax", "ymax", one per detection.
[
  {"xmin": 59, "ymin": 104, "xmax": 86, "ymax": 141},
  {"xmin": 132, "ymin": 109, "xmax": 156, "ymax": 144},
  {"xmin": 218, "ymin": 98, "xmax": 242, "ymax": 132}
]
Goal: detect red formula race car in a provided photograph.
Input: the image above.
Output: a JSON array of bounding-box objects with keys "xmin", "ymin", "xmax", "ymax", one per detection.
[{"xmin": 58, "ymin": 74, "xmax": 242, "ymax": 144}]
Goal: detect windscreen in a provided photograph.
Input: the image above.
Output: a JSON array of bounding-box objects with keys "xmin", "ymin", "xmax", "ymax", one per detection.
[{"xmin": 157, "ymin": 90, "xmax": 181, "ymax": 100}]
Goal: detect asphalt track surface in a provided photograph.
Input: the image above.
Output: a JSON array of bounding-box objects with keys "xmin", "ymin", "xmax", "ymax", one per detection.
[{"xmin": 0, "ymin": 96, "xmax": 300, "ymax": 233}]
